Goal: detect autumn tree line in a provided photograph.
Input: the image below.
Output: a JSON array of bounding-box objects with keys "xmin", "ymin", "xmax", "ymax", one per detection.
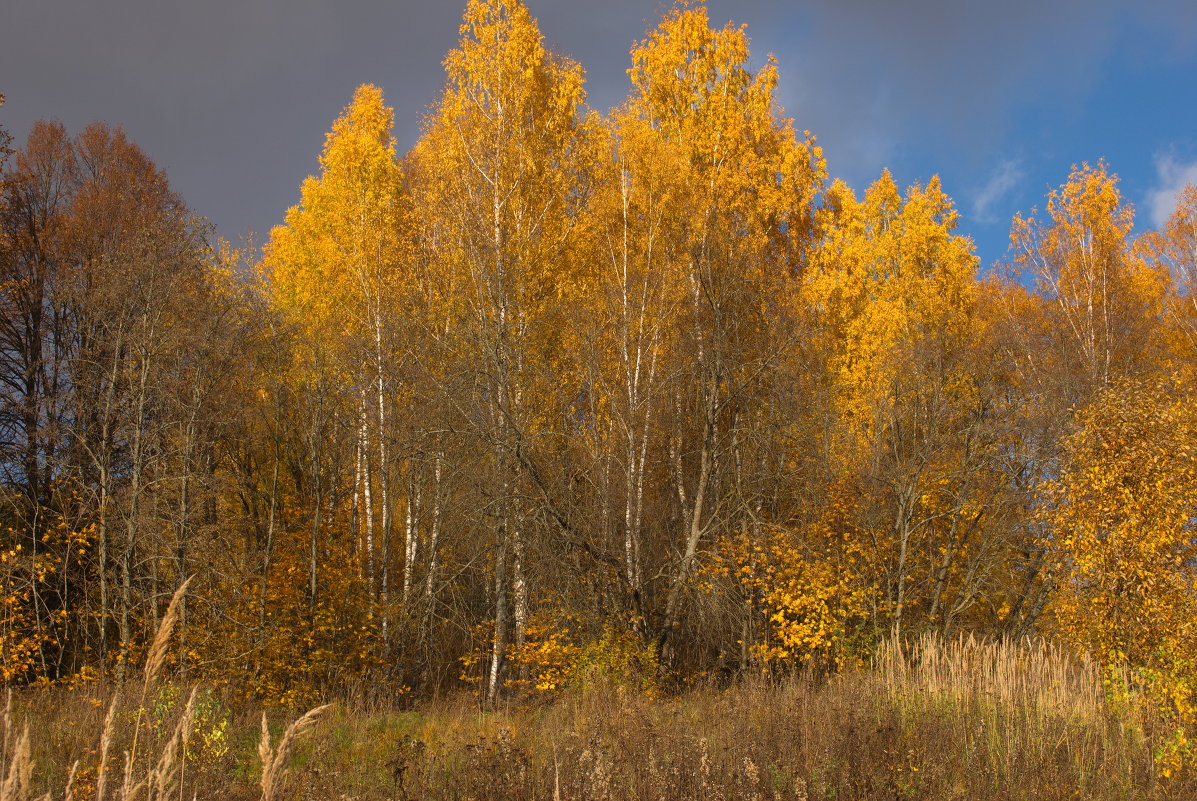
[{"xmin": 1, "ymin": 0, "xmax": 1196, "ymax": 708}]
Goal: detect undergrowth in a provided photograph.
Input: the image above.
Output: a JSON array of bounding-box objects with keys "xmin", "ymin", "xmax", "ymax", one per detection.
[{"xmin": 7, "ymin": 636, "xmax": 1192, "ymax": 800}]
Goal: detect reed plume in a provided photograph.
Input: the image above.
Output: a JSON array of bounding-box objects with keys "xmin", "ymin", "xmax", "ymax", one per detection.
[{"xmin": 258, "ymin": 704, "xmax": 331, "ymax": 801}]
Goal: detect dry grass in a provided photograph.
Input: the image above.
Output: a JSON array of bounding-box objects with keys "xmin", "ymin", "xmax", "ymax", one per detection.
[
  {"xmin": 0, "ymin": 578, "xmax": 327, "ymax": 801},
  {"xmin": 876, "ymin": 634, "xmax": 1104, "ymax": 713},
  {"xmin": 257, "ymin": 704, "xmax": 330, "ymax": 801},
  {"xmin": 7, "ymin": 635, "xmax": 1193, "ymax": 800}
]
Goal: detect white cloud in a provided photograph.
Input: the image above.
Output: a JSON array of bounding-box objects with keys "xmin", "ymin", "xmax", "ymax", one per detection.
[
  {"xmin": 1146, "ymin": 153, "xmax": 1197, "ymax": 228},
  {"xmin": 971, "ymin": 159, "xmax": 1024, "ymax": 224}
]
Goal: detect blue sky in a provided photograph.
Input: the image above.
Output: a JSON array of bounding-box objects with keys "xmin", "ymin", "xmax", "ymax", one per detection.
[{"xmin": 3, "ymin": 0, "xmax": 1196, "ymax": 273}]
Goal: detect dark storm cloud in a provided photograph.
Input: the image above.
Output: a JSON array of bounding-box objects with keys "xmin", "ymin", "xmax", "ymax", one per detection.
[
  {"xmin": 3, "ymin": 0, "xmax": 465, "ymax": 241},
  {"xmin": 2, "ymin": 0, "xmax": 1195, "ymax": 243}
]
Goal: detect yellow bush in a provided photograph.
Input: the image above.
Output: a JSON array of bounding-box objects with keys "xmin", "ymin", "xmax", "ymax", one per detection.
[
  {"xmin": 1048, "ymin": 375, "xmax": 1197, "ymax": 780},
  {"xmin": 711, "ymin": 526, "xmax": 870, "ymax": 672}
]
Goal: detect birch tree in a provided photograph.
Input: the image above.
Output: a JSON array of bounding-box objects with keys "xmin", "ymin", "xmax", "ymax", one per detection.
[{"xmin": 412, "ymin": 0, "xmax": 595, "ymax": 701}]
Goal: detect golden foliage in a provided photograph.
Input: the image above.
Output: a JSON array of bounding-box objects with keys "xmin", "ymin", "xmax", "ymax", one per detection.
[
  {"xmin": 710, "ymin": 524, "xmax": 870, "ymax": 671},
  {"xmin": 262, "ymin": 83, "xmax": 408, "ymax": 337},
  {"xmin": 805, "ymin": 170, "xmax": 978, "ymax": 456},
  {"xmin": 197, "ymin": 527, "xmax": 380, "ymax": 708},
  {"xmin": 1048, "ymin": 373, "xmax": 1197, "ymax": 777},
  {"xmin": 0, "ymin": 513, "xmax": 89, "ymax": 684},
  {"xmin": 463, "ymin": 607, "xmax": 659, "ymax": 696},
  {"xmin": 1012, "ymin": 161, "xmax": 1167, "ymax": 389}
]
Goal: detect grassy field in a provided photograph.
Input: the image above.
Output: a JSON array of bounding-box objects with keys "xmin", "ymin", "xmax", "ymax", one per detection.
[{"xmin": 6, "ymin": 637, "xmax": 1189, "ymax": 801}]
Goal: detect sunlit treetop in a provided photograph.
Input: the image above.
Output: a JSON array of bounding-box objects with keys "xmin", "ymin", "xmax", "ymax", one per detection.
[
  {"xmin": 620, "ymin": 0, "xmax": 826, "ymax": 272},
  {"xmin": 1012, "ymin": 161, "xmax": 1167, "ymax": 389},
  {"xmin": 263, "ymin": 83, "xmax": 407, "ymax": 335}
]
